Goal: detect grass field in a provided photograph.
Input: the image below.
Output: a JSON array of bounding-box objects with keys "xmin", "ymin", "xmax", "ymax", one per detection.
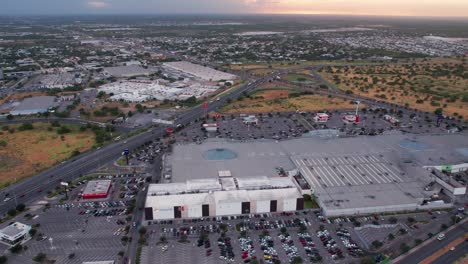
[
  {"xmin": 221, "ymin": 89, "xmax": 358, "ymax": 113},
  {"xmin": 0, "ymin": 123, "xmax": 96, "ymax": 188},
  {"xmin": 318, "ymin": 57, "xmax": 468, "ymax": 119},
  {"xmin": 283, "ymin": 73, "xmax": 315, "ymax": 83}
]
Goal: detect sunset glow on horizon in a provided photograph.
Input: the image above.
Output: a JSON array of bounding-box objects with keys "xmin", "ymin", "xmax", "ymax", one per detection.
[{"xmin": 250, "ymin": 0, "xmax": 468, "ymax": 17}]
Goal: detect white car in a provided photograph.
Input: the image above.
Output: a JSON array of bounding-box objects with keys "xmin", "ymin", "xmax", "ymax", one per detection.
[{"xmin": 437, "ymin": 234, "xmax": 445, "ymax": 241}]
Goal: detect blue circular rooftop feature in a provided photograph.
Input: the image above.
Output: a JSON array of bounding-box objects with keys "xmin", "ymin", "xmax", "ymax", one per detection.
[
  {"xmin": 203, "ymin": 148, "xmax": 238, "ymax": 160},
  {"xmin": 399, "ymin": 139, "xmax": 429, "ymax": 151}
]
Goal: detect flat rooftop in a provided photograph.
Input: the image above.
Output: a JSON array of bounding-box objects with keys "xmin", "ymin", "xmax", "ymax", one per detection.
[
  {"xmin": 83, "ymin": 180, "xmax": 112, "ymax": 195},
  {"xmin": 11, "ymin": 96, "xmax": 56, "ymax": 112},
  {"xmin": 164, "ymin": 61, "xmax": 237, "ymax": 81},
  {"xmin": 167, "ymin": 133, "xmax": 468, "ymax": 213},
  {"xmin": 168, "ymin": 134, "xmax": 468, "ymax": 183}
]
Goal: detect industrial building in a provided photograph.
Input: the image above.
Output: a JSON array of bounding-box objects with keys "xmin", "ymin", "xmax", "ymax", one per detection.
[
  {"xmin": 163, "ymin": 61, "xmax": 237, "ymax": 81},
  {"xmin": 153, "ymin": 133, "xmax": 467, "ymax": 219},
  {"xmin": 0, "ymin": 222, "xmax": 31, "ymax": 245},
  {"xmin": 144, "ymin": 176, "xmax": 303, "ymax": 222},
  {"xmin": 103, "ymin": 65, "xmax": 155, "ymax": 78},
  {"xmin": 98, "ymin": 79, "xmax": 219, "ymax": 102},
  {"xmin": 9, "ymin": 96, "xmax": 57, "ymax": 115},
  {"xmin": 82, "ymin": 180, "xmax": 112, "ymax": 200}
]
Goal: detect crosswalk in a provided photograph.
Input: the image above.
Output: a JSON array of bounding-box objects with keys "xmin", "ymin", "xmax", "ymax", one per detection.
[{"xmin": 293, "ymin": 154, "xmax": 404, "ymax": 188}]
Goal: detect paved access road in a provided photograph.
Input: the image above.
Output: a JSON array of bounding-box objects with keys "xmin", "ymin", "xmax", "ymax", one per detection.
[
  {"xmin": 0, "ymin": 75, "xmax": 268, "ymax": 217},
  {"xmin": 394, "ymin": 220, "xmax": 468, "ymax": 264}
]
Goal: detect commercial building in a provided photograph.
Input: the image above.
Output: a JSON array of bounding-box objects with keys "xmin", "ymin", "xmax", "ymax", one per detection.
[
  {"xmin": 0, "ymin": 222, "xmax": 31, "ymax": 245},
  {"xmin": 164, "ymin": 61, "xmax": 236, "ymax": 81},
  {"xmin": 159, "ymin": 133, "xmax": 467, "ymax": 218},
  {"xmin": 144, "ymin": 176, "xmax": 303, "ymax": 221},
  {"xmin": 103, "ymin": 65, "xmax": 155, "ymax": 78},
  {"xmin": 9, "ymin": 96, "xmax": 57, "ymax": 115},
  {"xmin": 82, "ymin": 180, "xmax": 112, "ymax": 200},
  {"xmin": 313, "ymin": 113, "xmax": 330, "ymax": 123},
  {"xmin": 98, "ymin": 79, "xmax": 219, "ymax": 102}
]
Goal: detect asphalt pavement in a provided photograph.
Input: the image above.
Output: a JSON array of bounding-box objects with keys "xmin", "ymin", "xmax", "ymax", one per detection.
[
  {"xmin": 0, "ymin": 75, "xmax": 269, "ymax": 217},
  {"xmin": 394, "ymin": 220, "xmax": 468, "ymax": 264}
]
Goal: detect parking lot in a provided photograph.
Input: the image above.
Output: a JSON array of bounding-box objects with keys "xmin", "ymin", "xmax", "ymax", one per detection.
[
  {"xmin": 6, "ymin": 205, "xmax": 126, "ymax": 264},
  {"xmin": 137, "ymin": 207, "xmax": 466, "ymax": 264},
  {"xmin": 168, "ymin": 106, "xmax": 464, "ymax": 146}
]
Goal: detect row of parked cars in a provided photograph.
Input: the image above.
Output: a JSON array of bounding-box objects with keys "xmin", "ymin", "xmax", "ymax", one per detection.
[
  {"xmin": 218, "ymin": 236, "xmax": 235, "ymax": 262},
  {"xmin": 298, "ymin": 232, "xmax": 322, "ymax": 262},
  {"xmin": 317, "ymin": 229, "xmax": 344, "ymax": 260},
  {"xmin": 239, "ymin": 237, "xmax": 255, "ymax": 262},
  {"xmin": 279, "ymin": 233, "xmax": 299, "ymax": 261},
  {"xmin": 259, "ymin": 234, "xmax": 278, "ymax": 264},
  {"xmin": 336, "ymin": 228, "xmax": 364, "ymax": 257},
  {"xmin": 240, "ymin": 218, "xmax": 312, "ymax": 231},
  {"xmin": 80, "ymin": 208, "xmax": 127, "ymax": 217}
]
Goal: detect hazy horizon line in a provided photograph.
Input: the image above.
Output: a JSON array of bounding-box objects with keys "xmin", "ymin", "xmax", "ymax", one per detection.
[{"xmin": 0, "ymin": 13, "xmax": 467, "ymax": 22}]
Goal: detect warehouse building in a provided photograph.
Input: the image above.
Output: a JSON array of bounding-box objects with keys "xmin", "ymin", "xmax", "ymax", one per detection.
[
  {"xmin": 144, "ymin": 176, "xmax": 303, "ymax": 222},
  {"xmin": 82, "ymin": 180, "xmax": 112, "ymax": 200},
  {"xmin": 9, "ymin": 96, "xmax": 57, "ymax": 115},
  {"xmin": 159, "ymin": 133, "xmax": 467, "ymax": 218},
  {"xmin": 0, "ymin": 222, "xmax": 31, "ymax": 245},
  {"xmin": 164, "ymin": 61, "xmax": 236, "ymax": 81}
]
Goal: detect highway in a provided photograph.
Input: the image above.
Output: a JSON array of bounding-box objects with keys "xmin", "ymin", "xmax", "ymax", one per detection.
[
  {"xmin": 0, "ymin": 75, "xmax": 267, "ymax": 216},
  {"xmin": 394, "ymin": 220, "xmax": 468, "ymax": 264}
]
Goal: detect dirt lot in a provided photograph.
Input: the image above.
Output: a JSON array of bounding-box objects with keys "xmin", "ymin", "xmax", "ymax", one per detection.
[
  {"xmin": 220, "ymin": 89, "xmax": 357, "ymax": 113},
  {"xmin": 0, "ymin": 123, "xmax": 95, "ymax": 187},
  {"xmin": 318, "ymin": 57, "xmax": 468, "ymax": 119}
]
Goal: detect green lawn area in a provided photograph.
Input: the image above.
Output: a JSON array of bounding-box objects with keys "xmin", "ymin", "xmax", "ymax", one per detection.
[{"xmin": 284, "ymin": 73, "xmax": 315, "ymax": 83}]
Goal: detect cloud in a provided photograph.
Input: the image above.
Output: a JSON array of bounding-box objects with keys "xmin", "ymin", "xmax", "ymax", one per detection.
[{"xmin": 87, "ymin": 1, "xmax": 110, "ymax": 8}]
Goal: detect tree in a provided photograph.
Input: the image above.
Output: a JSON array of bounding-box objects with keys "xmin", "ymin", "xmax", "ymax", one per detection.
[
  {"xmin": 6, "ymin": 114, "xmax": 13, "ymax": 120},
  {"xmin": 29, "ymin": 228, "xmax": 37, "ymax": 237},
  {"xmin": 291, "ymin": 256, "xmax": 303, "ymax": 264},
  {"xmin": 407, "ymin": 217, "xmax": 416, "ymax": 223},
  {"xmin": 138, "ymin": 227, "xmax": 147, "ymax": 235},
  {"xmin": 414, "ymin": 239, "xmax": 422, "ymax": 245},
  {"xmin": 118, "ymin": 251, "xmax": 124, "ymax": 257},
  {"xmin": 9, "ymin": 244, "xmax": 23, "ymax": 253},
  {"xmin": 16, "ymin": 203, "xmax": 26, "ymax": 212},
  {"xmin": 372, "ymin": 240, "xmax": 383, "ymax": 249},
  {"xmin": 280, "ymin": 227, "xmax": 288, "ymax": 234},
  {"xmin": 7, "ymin": 209, "xmax": 16, "ymax": 217},
  {"xmin": 389, "ymin": 217, "xmax": 398, "ymax": 224},
  {"xmin": 18, "ymin": 122, "xmax": 34, "ymax": 131},
  {"xmin": 434, "ymin": 108, "xmax": 443, "ymax": 115},
  {"xmin": 360, "ymin": 256, "xmax": 376, "ymax": 264},
  {"xmin": 0, "ymin": 256, "xmax": 7, "ymax": 264},
  {"xmin": 32, "ymin": 253, "xmax": 46, "ymax": 262},
  {"xmin": 388, "ymin": 233, "xmax": 395, "ymax": 240},
  {"xmin": 400, "ymin": 243, "xmax": 410, "ymax": 253},
  {"xmin": 184, "ymin": 96, "xmax": 197, "ymax": 105}
]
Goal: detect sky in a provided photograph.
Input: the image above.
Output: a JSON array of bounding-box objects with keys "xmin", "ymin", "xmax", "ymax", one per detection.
[{"xmin": 1, "ymin": 0, "xmax": 468, "ymax": 17}]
